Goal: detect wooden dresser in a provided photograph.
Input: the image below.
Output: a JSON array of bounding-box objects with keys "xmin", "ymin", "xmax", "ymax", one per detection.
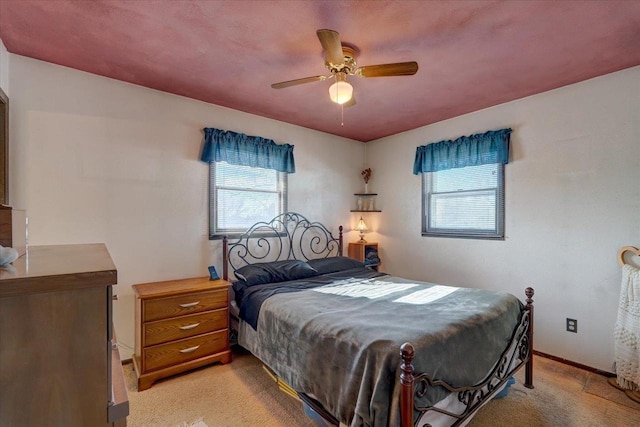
[
  {"xmin": 0, "ymin": 244, "xmax": 129, "ymax": 427},
  {"xmin": 133, "ymin": 277, "xmax": 232, "ymax": 391}
]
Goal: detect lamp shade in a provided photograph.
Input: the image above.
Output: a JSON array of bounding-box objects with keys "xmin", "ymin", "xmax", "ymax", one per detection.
[
  {"xmin": 355, "ymin": 216, "xmax": 368, "ymax": 243},
  {"xmin": 329, "ymin": 80, "xmax": 353, "ymax": 104},
  {"xmin": 355, "ymin": 217, "xmax": 368, "ymax": 232}
]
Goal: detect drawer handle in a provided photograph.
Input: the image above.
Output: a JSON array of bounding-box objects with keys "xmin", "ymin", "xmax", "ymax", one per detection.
[
  {"xmin": 179, "ymin": 345, "xmax": 200, "ymax": 354},
  {"xmin": 179, "ymin": 301, "xmax": 200, "ymax": 308},
  {"xmin": 179, "ymin": 322, "xmax": 201, "ymax": 331}
]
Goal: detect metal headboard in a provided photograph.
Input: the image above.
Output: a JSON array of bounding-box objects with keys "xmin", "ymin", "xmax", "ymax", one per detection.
[{"xmin": 222, "ymin": 212, "xmax": 343, "ymax": 281}]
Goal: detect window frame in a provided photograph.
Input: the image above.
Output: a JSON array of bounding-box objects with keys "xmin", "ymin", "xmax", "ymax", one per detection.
[
  {"xmin": 209, "ymin": 161, "xmax": 288, "ymax": 239},
  {"xmin": 421, "ymin": 163, "xmax": 505, "ymax": 240}
]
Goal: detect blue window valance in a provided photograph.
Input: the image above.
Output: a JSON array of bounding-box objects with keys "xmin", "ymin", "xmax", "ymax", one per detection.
[
  {"xmin": 413, "ymin": 128, "xmax": 511, "ymax": 174},
  {"xmin": 200, "ymin": 127, "xmax": 295, "ymax": 173}
]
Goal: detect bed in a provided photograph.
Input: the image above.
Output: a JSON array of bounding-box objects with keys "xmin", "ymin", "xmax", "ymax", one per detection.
[{"xmin": 223, "ymin": 212, "xmax": 534, "ymax": 427}]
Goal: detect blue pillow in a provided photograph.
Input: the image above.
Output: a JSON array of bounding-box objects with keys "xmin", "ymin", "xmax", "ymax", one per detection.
[
  {"xmin": 307, "ymin": 256, "xmax": 365, "ymax": 275},
  {"xmin": 232, "ymin": 280, "xmax": 249, "ymax": 304},
  {"xmin": 235, "ymin": 259, "xmax": 318, "ymax": 286},
  {"xmin": 234, "ymin": 265, "xmax": 271, "ymax": 287}
]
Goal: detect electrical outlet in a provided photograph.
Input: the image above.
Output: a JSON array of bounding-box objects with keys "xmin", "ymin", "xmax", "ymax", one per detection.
[{"xmin": 566, "ymin": 318, "xmax": 578, "ymax": 333}]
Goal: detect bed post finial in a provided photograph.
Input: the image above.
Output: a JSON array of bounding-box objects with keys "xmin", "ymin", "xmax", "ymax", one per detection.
[
  {"xmin": 400, "ymin": 342, "xmax": 415, "ymax": 427},
  {"xmin": 525, "ymin": 287, "xmax": 534, "ymax": 304},
  {"xmin": 525, "ymin": 287, "xmax": 534, "ymax": 389},
  {"xmin": 223, "ymin": 235, "xmax": 228, "ymax": 281},
  {"xmin": 338, "ymin": 225, "xmax": 343, "ymax": 256}
]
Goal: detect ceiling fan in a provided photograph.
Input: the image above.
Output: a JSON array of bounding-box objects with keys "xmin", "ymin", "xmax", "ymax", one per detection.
[{"xmin": 271, "ymin": 29, "xmax": 419, "ymax": 106}]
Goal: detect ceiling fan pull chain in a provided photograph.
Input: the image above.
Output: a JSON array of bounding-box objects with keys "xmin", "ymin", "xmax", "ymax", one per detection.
[{"xmin": 335, "ymin": 73, "xmax": 345, "ymax": 126}]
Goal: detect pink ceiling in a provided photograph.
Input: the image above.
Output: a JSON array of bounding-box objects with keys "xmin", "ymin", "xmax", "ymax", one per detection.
[{"xmin": 1, "ymin": 1, "xmax": 639, "ymax": 142}]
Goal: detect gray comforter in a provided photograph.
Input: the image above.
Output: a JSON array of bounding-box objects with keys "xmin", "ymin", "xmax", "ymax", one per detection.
[{"xmin": 238, "ymin": 268, "xmax": 522, "ymax": 427}]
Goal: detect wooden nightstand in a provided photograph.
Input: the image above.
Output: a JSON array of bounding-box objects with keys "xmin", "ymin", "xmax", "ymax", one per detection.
[
  {"xmin": 132, "ymin": 277, "xmax": 231, "ymax": 391},
  {"xmin": 348, "ymin": 242, "xmax": 381, "ymax": 270}
]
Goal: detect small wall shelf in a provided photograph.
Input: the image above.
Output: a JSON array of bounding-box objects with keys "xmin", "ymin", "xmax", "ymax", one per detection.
[{"xmin": 351, "ymin": 193, "xmax": 381, "ymax": 212}]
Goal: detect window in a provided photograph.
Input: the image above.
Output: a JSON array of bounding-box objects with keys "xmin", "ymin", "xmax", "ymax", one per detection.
[
  {"xmin": 201, "ymin": 127, "xmax": 294, "ymax": 238},
  {"xmin": 414, "ymin": 128, "xmax": 511, "ymax": 239},
  {"xmin": 209, "ymin": 161, "xmax": 287, "ymax": 238},
  {"xmin": 422, "ymin": 162, "xmax": 504, "ymax": 239}
]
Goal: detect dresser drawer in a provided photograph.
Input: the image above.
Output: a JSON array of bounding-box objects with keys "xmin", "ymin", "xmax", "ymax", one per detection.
[
  {"xmin": 143, "ymin": 289, "xmax": 228, "ymax": 322},
  {"xmin": 144, "ymin": 308, "xmax": 228, "ymax": 347},
  {"xmin": 143, "ymin": 330, "xmax": 228, "ymax": 372}
]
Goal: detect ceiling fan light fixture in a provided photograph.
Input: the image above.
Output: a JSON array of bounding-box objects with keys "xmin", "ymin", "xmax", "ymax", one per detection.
[{"xmin": 329, "ymin": 80, "xmax": 353, "ymax": 104}]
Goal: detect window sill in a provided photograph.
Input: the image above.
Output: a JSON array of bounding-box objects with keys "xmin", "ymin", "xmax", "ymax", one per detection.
[
  {"xmin": 210, "ymin": 231, "xmax": 286, "ymax": 240},
  {"xmin": 421, "ymin": 232, "xmax": 505, "ymax": 240}
]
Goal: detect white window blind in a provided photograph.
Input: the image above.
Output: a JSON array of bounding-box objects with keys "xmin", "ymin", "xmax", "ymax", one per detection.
[
  {"xmin": 423, "ymin": 163, "xmax": 504, "ymax": 239},
  {"xmin": 210, "ymin": 162, "xmax": 287, "ymax": 237}
]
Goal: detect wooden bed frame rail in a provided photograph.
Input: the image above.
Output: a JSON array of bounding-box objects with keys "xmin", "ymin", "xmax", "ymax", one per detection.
[{"xmin": 400, "ymin": 287, "xmax": 534, "ymax": 427}]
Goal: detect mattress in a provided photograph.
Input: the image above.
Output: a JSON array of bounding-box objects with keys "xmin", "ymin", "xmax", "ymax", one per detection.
[{"xmin": 235, "ymin": 267, "xmax": 523, "ymax": 426}]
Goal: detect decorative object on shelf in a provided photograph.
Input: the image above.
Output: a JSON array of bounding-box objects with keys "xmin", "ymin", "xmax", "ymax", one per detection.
[
  {"xmin": 351, "ymin": 193, "xmax": 381, "ymax": 212},
  {"xmin": 355, "ymin": 217, "xmax": 368, "ymax": 243},
  {"xmin": 349, "ymin": 168, "xmax": 379, "ymax": 212},
  {"xmin": 361, "ymin": 168, "xmax": 372, "ymax": 193}
]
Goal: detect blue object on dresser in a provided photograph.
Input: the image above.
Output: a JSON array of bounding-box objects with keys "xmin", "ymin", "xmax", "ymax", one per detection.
[{"xmin": 208, "ymin": 265, "xmax": 219, "ymax": 280}]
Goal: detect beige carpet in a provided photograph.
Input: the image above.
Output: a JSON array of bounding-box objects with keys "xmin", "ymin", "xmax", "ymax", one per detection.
[
  {"xmin": 124, "ymin": 348, "xmax": 640, "ymax": 427},
  {"xmin": 469, "ymin": 357, "xmax": 639, "ymax": 426}
]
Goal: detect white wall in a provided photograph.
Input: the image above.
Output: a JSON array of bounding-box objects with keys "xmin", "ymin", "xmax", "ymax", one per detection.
[
  {"xmin": 366, "ymin": 66, "xmax": 640, "ymax": 372},
  {"xmin": 8, "ymin": 54, "xmax": 364, "ymax": 358},
  {"xmin": 0, "ymin": 38, "xmax": 9, "ymax": 96},
  {"xmin": 7, "ymin": 49, "xmax": 639, "ymax": 371}
]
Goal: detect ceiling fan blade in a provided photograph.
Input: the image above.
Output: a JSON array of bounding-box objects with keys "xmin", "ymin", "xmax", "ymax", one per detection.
[
  {"xmin": 271, "ymin": 75, "xmax": 328, "ymax": 89},
  {"xmin": 317, "ymin": 29, "xmax": 344, "ymax": 66},
  {"xmin": 355, "ymin": 61, "xmax": 419, "ymax": 78}
]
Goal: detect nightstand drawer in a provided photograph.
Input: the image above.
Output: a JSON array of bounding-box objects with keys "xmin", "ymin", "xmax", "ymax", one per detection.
[
  {"xmin": 144, "ymin": 289, "xmax": 228, "ymax": 322},
  {"xmin": 144, "ymin": 308, "xmax": 228, "ymax": 346},
  {"xmin": 144, "ymin": 330, "xmax": 228, "ymax": 372}
]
